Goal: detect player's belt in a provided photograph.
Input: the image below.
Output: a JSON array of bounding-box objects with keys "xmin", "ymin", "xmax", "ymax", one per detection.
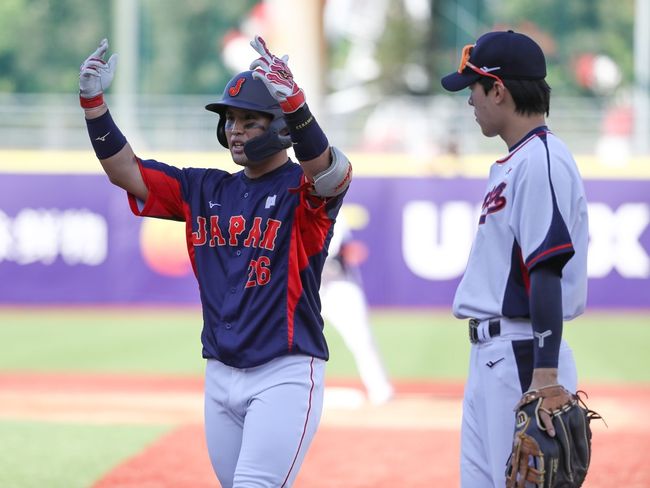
[{"xmin": 468, "ymin": 318, "xmax": 501, "ymax": 344}]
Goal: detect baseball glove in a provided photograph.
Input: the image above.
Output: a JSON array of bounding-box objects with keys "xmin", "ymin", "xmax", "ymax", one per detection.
[{"xmin": 505, "ymin": 385, "xmax": 601, "ymax": 487}]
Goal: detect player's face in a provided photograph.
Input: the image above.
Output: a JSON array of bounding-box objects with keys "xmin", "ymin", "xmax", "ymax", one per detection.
[
  {"xmin": 224, "ymin": 107, "xmax": 272, "ymax": 166},
  {"xmin": 468, "ymin": 82, "xmax": 502, "ymax": 138}
]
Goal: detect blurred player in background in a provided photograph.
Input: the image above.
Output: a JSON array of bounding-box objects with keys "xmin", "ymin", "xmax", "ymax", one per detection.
[
  {"xmin": 441, "ymin": 30, "xmax": 588, "ymax": 487},
  {"xmin": 320, "ymin": 214, "xmax": 394, "ymax": 405},
  {"xmin": 79, "ymin": 35, "xmax": 352, "ymax": 488}
]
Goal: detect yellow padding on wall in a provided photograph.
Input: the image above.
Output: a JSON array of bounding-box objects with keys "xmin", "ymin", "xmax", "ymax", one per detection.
[{"xmin": 1, "ymin": 149, "xmax": 649, "ymax": 179}]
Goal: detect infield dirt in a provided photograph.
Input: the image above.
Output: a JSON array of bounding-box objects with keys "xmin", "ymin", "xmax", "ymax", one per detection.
[{"xmin": 0, "ymin": 373, "xmax": 647, "ymax": 487}]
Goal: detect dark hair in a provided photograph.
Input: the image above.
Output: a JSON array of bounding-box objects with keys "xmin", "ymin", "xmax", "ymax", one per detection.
[{"xmin": 478, "ymin": 77, "xmax": 551, "ymax": 116}]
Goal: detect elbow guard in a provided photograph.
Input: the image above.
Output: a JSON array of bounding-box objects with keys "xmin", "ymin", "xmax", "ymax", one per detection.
[{"xmin": 313, "ymin": 146, "xmax": 352, "ymax": 197}]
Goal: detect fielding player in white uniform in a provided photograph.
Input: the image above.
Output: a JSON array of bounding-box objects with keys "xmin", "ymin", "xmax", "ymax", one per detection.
[
  {"xmin": 320, "ymin": 215, "xmax": 394, "ymax": 405},
  {"xmin": 441, "ymin": 31, "xmax": 589, "ymax": 487}
]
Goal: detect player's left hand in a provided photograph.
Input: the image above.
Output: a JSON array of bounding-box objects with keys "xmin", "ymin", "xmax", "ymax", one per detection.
[
  {"xmin": 505, "ymin": 385, "xmax": 600, "ymax": 488},
  {"xmin": 249, "ymin": 35, "xmax": 305, "ymax": 113},
  {"xmin": 528, "ymin": 369, "xmax": 560, "ymax": 435}
]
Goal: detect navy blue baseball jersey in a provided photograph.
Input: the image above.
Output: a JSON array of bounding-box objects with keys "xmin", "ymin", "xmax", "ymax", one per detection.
[{"xmin": 128, "ymin": 158, "xmax": 346, "ymax": 368}]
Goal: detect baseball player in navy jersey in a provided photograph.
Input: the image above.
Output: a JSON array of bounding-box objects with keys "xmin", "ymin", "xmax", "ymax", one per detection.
[
  {"xmin": 320, "ymin": 214, "xmax": 394, "ymax": 405},
  {"xmin": 441, "ymin": 30, "xmax": 589, "ymax": 487},
  {"xmin": 79, "ymin": 36, "xmax": 352, "ymax": 487}
]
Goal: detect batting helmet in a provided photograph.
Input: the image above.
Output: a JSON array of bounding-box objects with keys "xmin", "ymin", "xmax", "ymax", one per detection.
[{"xmin": 205, "ymin": 70, "xmax": 291, "ymax": 161}]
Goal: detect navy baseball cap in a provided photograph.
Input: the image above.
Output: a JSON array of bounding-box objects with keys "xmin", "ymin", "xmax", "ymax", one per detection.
[{"xmin": 441, "ymin": 30, "xmax": 546, "ymax": 92}]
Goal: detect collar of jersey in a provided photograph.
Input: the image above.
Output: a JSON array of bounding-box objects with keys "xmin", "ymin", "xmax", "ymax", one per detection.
[
  {"xmin": 241, "ymin": 159, "xmax": 293, "ymax": 183},
  {"xmin": 497, "ymin": 125, "xmax": 550, "ymax": 164}
]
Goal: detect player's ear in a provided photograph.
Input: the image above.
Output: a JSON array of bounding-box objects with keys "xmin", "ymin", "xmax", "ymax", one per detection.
[{"xmin": 492, "ymin": 81, "xmax": 507, "ymax": 104}]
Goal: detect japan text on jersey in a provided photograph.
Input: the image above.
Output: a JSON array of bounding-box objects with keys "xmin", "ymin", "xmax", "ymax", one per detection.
[{"xmin": 128, "ymin": 159, "xmax": 347, "ymax": 368}]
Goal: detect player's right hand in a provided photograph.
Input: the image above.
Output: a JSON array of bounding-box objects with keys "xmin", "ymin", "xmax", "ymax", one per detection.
[{"xmin": 79, "ymin": 38, "xmax": 118, "ymax": 108}]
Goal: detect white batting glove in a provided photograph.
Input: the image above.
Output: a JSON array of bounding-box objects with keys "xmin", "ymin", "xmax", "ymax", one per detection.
[
  {"xmin": 249, "ymin": 36, "xmax": 305, "ymax": 113},
  {"xmin": 79, "ymin": 38, "xmax": 118, "ymax": 108}
]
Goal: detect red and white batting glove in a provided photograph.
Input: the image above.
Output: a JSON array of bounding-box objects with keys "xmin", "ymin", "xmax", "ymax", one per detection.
[
  {"xmin": 79, "ymin": 38, "xmax": 118, "ymax": 109},
  {"xmin": 249, "ymin": 35, "xmax": 305, "ymax": 113}
]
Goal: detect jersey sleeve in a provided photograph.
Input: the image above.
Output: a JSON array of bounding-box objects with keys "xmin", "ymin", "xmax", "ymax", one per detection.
[
  {"xmin": 127, "ymin": 158, "xmax": 187, "ymax": 221},
  {"xmin": 289, "ymin": 174, "xmax": 348, "ymax": 261},
  {"xmin": 509, "ymin": 143, "xmax": 575, "ymax": 272}
]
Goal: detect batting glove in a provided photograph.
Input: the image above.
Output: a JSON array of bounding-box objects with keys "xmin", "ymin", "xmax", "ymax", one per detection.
[
  {"xmin": 249, "ymin": 36, "xmax": 305, "ymax": 113},
  {"xmin": 79, "ymin": 38, "xmax": 118, "ymax": 109}
]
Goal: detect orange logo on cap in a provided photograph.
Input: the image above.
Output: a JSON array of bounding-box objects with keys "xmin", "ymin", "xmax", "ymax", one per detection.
[{"xmin": 229, "ymin": 78, "xmax": 246, "ymax": 96}]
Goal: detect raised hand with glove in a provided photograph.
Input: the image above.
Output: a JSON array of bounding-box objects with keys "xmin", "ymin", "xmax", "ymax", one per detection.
[
  {"xmin": 78, "ymin": 39, "xmax": 145, "ymax": 199},
  {"xmin": 248, "ymin": 35, "xmax": 351, "ymax": 196},
  {"xmin": 79, "ymin": 38, "xmax": 118, "ymax": 109},
  {"xmin": 249, "ymin": 36, "xmax": 305, "ymax": 114},
  {"xmin": 79, "ymin": 38, "xmax": 126, "ymax": 160}
]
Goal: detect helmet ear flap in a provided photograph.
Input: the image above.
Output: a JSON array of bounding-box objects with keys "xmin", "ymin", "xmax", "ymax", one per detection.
[
  {"xmin": 216, "ymin": 117, "xmax": 228, "ymax": 148},
  {"xmin": 243, "ymin": 117, "xmax": 292, "ymax": 161}
]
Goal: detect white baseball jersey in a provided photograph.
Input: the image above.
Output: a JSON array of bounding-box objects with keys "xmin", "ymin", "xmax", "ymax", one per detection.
[{"xmin": 453, "ymin": 127, "xmax": 588, "ymax": 321}]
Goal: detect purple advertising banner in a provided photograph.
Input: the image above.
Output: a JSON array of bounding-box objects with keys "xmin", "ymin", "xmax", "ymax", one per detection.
[
  {"xmin": 0, "ymin": 174, "xmax": 198, "ymax": 304},
  {"xmin": 0, "ymin": 174, "xmax": 648, "ymax": 308},
  {"xmin": 344, "ymin": 178, "xmax": 650, "ymax": 308}
]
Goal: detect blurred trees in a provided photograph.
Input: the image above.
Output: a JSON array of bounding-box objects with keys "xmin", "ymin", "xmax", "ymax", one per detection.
[
  {"xmin": 138, "ymin": 0, "xmax": 258, "ymax": 94},
  {"xmin": 0, "ymin": 0, "xmax": 110, "ymax": 92},
  {"xmin": 0, "ymin": 0, "xmax": 256, "ymax": 94},
  {"xmin": 360, "ymin": 0, "xmax": 635, "ymax": 96},
  {"xmin": 490, "ymin": 0, "xmax": 635, "ymax": 95},
  {"xmin": 0, "ymin": 0, "xmax": 637, "ymax": 96}
]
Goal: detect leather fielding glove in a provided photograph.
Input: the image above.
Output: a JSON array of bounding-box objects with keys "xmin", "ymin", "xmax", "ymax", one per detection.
[{"xmin": 505, "ymin": 385, "xmax": 602, "ymax": 488}]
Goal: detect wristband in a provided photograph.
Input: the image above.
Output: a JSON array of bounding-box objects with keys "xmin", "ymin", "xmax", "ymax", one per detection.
[
  {"xmin": 279, "ymin": 89, "xmax": 306, "ymax": 113},
  {"xmin": 284, "ymin": 104, "xmax": 329, "ymax": 161},
  {"xmin": 80, "ymin": 93, "xmax": 104, "ymax": 109},
  {"xmin": 85, "ymin": 110, "xmax": 127, "ymax": 159}
]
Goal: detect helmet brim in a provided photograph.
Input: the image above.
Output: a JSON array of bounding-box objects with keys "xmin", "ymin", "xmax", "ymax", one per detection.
[{"xmin": 205, "ymin": 100, "xmax": 281, "ymax": 118}]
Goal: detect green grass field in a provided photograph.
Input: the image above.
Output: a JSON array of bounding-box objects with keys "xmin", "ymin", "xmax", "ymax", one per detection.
[
  {"xmin": 0, "ymin": 421, "xmax": 171, "ymax": 488},
  {"xmin": 0, "ymin": 307, "xmax": 648, "ymax": 382},
  {"xmin": 0, "ymin": 307, "xmax": 649, "ymax": 487}
]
